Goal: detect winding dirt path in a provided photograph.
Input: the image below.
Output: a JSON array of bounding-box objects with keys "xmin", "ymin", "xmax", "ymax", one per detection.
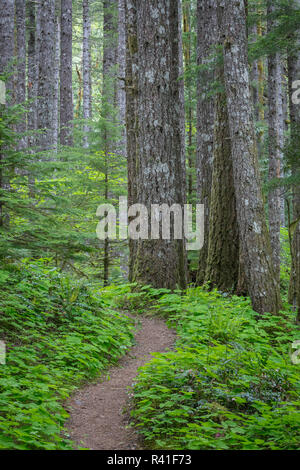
[{"xmin": 65, "ymin": 315, "xmax": 176, "ymax": 450}]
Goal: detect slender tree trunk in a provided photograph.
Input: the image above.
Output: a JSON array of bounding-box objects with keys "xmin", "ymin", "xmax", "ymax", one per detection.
[
  {"xmin": 220, "ymin": 0, "xmax": 281, "ymax": 315},
  {"xmin": 125, "ymin": 0, "xmax": 138, "ymax": 281},
  {"xmin": 37, "ymin": 0, "xmax": 56, "ymax": 152},
  {"xmin": 133, "ymin": 0, "xmax": 187, "ymax": 289},
  {"xmin": 267, "ymin": 1, "xmax": 282, "ymax": 283},
  {"xmin": 60, "ymin": 0, "xmax": 73, "ymax": 146},
  {"xmin": 196, "ymin": 0, "xmax": 218, "ymax": 285},
  {"xmin": 83, "ymin": 0, "xmax": 91, "ymax": 148}
]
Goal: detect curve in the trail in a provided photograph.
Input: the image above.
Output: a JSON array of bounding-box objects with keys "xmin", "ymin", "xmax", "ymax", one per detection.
[{"xmin": 66, "ymin": 315, "xmax": 176, "ymax": 450}]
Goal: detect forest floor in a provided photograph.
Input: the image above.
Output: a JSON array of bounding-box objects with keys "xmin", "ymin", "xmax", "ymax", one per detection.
[{"xmin": 65, "ymin": 314, "xmax": 176, "ymax": 450}]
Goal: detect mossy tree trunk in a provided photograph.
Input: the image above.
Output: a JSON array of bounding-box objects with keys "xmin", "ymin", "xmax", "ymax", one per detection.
[
  {"xmin": 125, "ymin": 0, "xmax": 138, "ymax": 282},
  {"xmin": 267, "ymin": 1, "xmax": 283, "ymax": 284},
  {"xmin": 287, "ymin": 1, "xmax": 300, "ymax": 321}
]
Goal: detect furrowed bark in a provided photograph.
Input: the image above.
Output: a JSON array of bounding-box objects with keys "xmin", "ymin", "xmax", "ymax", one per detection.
[
  {"xmin": 133, "ymin": 0, "xmax": 187, "ymax": 289},
  {"xmin": 60, "ymin": 0, "xmax": 74, "ymax": 146},
  {"xmin": 196, "ymin": 0, "xmax": 218, "ymax": 285},
  {"xmin": 220, "ymin": 0, "xmax": 282, "ymax": 314}
]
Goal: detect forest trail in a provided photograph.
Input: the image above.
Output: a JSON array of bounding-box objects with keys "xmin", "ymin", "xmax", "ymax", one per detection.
[{"xmin": 66, "ymin": 315, "xmax": 176, "ymax": 450}]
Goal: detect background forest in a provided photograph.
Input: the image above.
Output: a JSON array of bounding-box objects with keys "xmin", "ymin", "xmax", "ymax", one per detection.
[{"xmin": 0, "ymin": 0, "xmax": 299, "ymax": 451}]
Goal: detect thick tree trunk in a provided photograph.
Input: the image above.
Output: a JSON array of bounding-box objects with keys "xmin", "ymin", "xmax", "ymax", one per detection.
[
  {"xmin": 196, "ymin": 0, "xmax": 218, "ymax": 285},
  {"xmin": 125, "ymin": 0, "xmax": 138, "ymax": 282},
  {"xmin": 60, "ymin": 0, "xmax": 73, "ymax": 146},
  {"xmin": 53, "ymin": 13, "xmax": 60, "ymax": 152},
  {"xmin": 117, "ymin": 0, "xmax": 126, "ymax": 155},
  {"xmin": 82, "ymin": 0, "xmax": 91, "ymax": 148},
  {"xmin": 287, "ymin": 3, "xmax": 300, "ymax": 320},
  {"xmin": 0, "ymin": 0, "xmax": 15, "ymax": 94},
  {"xmin": 204, "ymin": 59, "xmax": 239, "ymax": 292},
  {"xmin": 133, "ymin": 0, "xmax": 187, "ymax": 289},
  {"xmin": 183, "ymin": 0, "xmax": 193, "ymax": 203},
  {"xmin": 15, "ymin": 0, "xmax": 26, "ymax": 148},
  {"xmin": 37, "ymin": 0, "xmax": 56, "ymax": 152},
  {"xmin": 102, "ymin": 0, "xmax": 118, "ymax": 286},
  {"xmin": 267, "ymin": 1, "xmax": 283, "ymax": 283},
  {"xmin": 250, "ymin": 23, "xmax": 259, "ymax": 122},
  {"xmin": 27, "ymin": 0, "xmax": 38, "ymax": 148},
  {"xmin": 0, "ymin": 0, "xmax": 15, "ymax": 227},
  {"xmin": 220, "ymin": 0, "xmax": 281, "ymax": 314}
]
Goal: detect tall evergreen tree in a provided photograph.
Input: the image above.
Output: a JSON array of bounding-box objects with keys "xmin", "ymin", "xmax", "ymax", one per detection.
[
  {"xmin": 287, "ymin": 0, "xmax": 300, "ymax": 321},
  {"xmin": 27, "ymin": 0, "xmax": 39, "ymax": 150},
  {"xmin": 132, "ymin": 0, "xmax": 187, "ymax": 289},
  {"xmin": 0, "ymin": 0, "xmax": 15, "ymax": 94},
  {"xmin": 220, "ymin": 0, "xmax": 282, "ymax": 314},
  {"xmin": 204, "ymin": 20, "xmax": 239, "ymax": 292},
  {"xmin": 82, "ymin": 0, "xmax": 92, "ymax": 148},
  {"xmin": 37, "ymin": 0, "xmax": 56, "ymax": 152},
  {"xmin": 102, "ymin": 0, "xmax": 118, "ymax": 286},
  {"xmin": 15, "ymin": 0, "xmax": 26, "ymax": 148},
  {"xmin": 60, "ymin": 0, "xmax": 73, "ymax": 146},
  {"xmin": 0, "ymin": 0, "xmax": 15, "ymax": 227},
  {"xmin": 125, "ymin": 0, "xmax": 138, "ymax": 281},
  {"xmin": 267, "ymin": 0, "xmax": 283, "ymax": 283},
  {"xmin": 196, "ymin": 0, "xmax": 218, "ymax": 285}
]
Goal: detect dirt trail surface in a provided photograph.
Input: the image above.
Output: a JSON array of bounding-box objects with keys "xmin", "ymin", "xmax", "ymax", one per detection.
[{"xmin": 66, "ymin": 315, "xmax": 176, "ymax": 450}]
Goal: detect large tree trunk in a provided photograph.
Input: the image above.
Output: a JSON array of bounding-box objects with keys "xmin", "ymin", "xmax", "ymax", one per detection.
[
  {"xmin": 287, "ymin": 0, "xmax": 300, "ymax": 321},
  {"xmin": 53, "ymin": 12, "xmax": 60, "ymax": 152},
  {"xmin": 27, "ymin": 0, "xmax": 39, "ymax": 148},
  {"xmin": 204, "ymin": 54, "xmax": 239, "ymax": 292},
  {"xmin": 15, "ymin": 0, "xmax": 26, "ymax": 149},
  {"xmin": 125, "ymin": 0, "xmax": 138, "ymax": 282},
  {"xmin": 196, "ymin": 0, "xmax": 218, "ymax": 285},
  {"xmin": 133, "ymin": 0, "xmax": 187, "ymax": 289},
  {"xmin": 182, "ymin": 0, "xmax": 193, "ymax": 203},
  {"xmin": 37, "ymin": 0, "xmax": 56, "ymax": 152},
  {"xmin": 117, "ymin": 0, "xmax": 127, "ymax": 156},
  {"xmin": 0, "ymin": 0, "xmax": 15, "ymax": 94},
  {"xmin": 60, "ymin": 0, "xmax": 73, "ymax": 146},
  {"xmin": 267, "ymin": 1, "xmax": 283, "ymax": 283},
  {"xmin": 102, "ymin": 0, "xmax": 118, "ymax": 286},
  {"xmin": 82, "ymin": 0, "xmax": 91, "ymax": 148},
  {"xmin": 220, "ymin": 0, "xmax": 281, "ymax": 315},
  {"xmin": 0, "ymin": 0, "xmax": 15, "ymax": 227}
]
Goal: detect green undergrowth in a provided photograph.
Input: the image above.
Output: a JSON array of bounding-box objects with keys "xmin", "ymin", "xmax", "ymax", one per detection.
[
  {"xmin": 0, "ymin": 260, "xmax": 134, "ymax": 450},
  {"xmin": 110, "ymin": 284, "xmax": 300, "ymax": 450}
]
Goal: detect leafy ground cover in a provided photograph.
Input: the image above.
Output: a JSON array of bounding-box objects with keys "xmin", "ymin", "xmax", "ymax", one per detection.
[
  {"xmin": 116, "ymin": 286, "xmax": 300, "ymax": 450},
  {"xmin": 0, "ymin": 260, "xmax": 134, "ymax": 449}
]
